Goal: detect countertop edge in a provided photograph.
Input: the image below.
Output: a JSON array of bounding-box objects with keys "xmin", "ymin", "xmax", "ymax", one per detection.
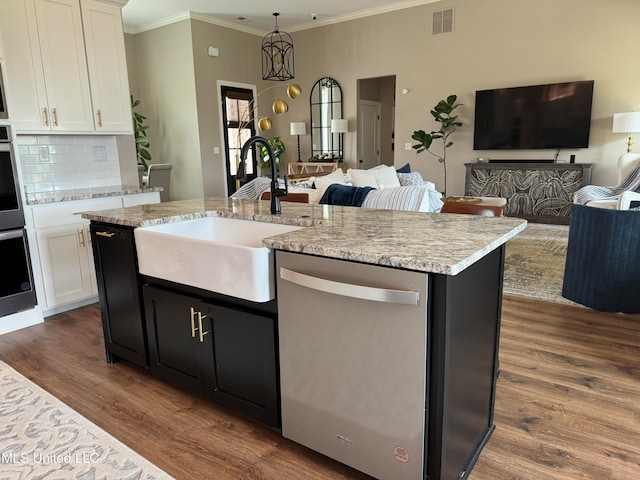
[
  {"xmin": 264, "ymin": 220, "xmax": 527, "ymax": 276},
  {"xmin": 26, "ymin": 186, "xmax": 163, "ymax": 205},
  {"xmin": 81, "ymin": 198, "xmax": 528, "ymax": 275}
]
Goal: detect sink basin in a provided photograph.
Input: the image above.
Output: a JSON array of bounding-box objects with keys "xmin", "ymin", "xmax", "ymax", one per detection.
[{"xmin": 134, "ymin": 217, "xmax": 303, "ymax": 302}]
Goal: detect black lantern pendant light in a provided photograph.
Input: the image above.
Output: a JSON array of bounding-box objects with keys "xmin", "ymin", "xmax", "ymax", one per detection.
[{"xmin": 262, "ymin": 13, "xmax": 295, "ymax": 81}]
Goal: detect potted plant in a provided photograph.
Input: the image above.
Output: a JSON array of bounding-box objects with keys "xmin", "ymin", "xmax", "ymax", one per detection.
[
  {"xmin": 412, "ymin": 95, "xmax": 462, "ymax": 196},
  {"xmin": 259, "ymin": 137, "xmax": 286, "ymax": 175},
  {"xmin": 131, "ymin": 95, "xmax": 151, "ymax": 172}
]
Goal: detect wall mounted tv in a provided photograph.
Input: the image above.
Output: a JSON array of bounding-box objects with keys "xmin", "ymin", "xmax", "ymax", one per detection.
[{"xmin": 473, "ymin": 80, "xmax": 594, "ymax": 150}]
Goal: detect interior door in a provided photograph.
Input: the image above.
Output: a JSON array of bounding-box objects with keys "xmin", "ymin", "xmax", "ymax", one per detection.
[
  {"xmin": 220, "ymin": 86, "xmax": 256, "ymax": 195},
  {"xmin": 358, "ymin": 100, "xmax": 381, "ymax": 169}
]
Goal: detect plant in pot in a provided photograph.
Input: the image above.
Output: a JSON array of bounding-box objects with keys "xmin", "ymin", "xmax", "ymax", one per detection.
[
  {"xmin": 412, "ymin": 95, "xmax": 462, "ymax": 196},
  {"xmin": 259, "ymin": 137, "xmax": 286, "ymax": 176},
  {"xmin": 131, "ymin": 95, "xmax": 151, "ymax": 172}
]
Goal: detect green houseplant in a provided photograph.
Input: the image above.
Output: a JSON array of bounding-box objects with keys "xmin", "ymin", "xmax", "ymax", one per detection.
[
  {"xmin": 259, "ymin": 136, "xmax": 286, "ymax": 172},
  {"xmin": 412, "ymin": 95, "xmax": 462, "ymax": 196},
  {"xmin": 131, "ymin": 95, "xmax": 151, "ymax": 172}
]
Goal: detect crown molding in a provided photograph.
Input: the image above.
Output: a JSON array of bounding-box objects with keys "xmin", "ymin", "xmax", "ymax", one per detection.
[
  {"xmin": 124, "ymin": 11, "xmax": 191, "ymax": 34},
  {"xmin": 287, "ymin": 0, "xmax": 441, "ymax": 33},
  {"xmin": 124, "ymin": 0, "xmax": 441, "ymax": 36},
  {"xmin": 189, "ymin": 12, "xmax": 264, "ymax": 36},
  {"xmin": 97, "ymin": 0, "xmax": 128, "ymax": 6}
]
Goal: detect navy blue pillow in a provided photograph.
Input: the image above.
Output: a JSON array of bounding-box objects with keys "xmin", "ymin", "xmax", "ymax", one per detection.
[{"xmin": 396, "ymin": 163, "xmax": 411, "ymax": 173}]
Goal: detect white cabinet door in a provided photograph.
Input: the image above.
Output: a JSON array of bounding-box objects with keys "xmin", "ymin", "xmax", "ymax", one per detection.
[
  {"xmin": 81, "ymin": 0, "xmax": 132, "ymax": 133},
  {"xmin": 0, "ymin": 0, "xmax": 50, "ymax": 131},
  {"xmin": 34, "ymin": 0, "xmax": 94, "ymax": 132},
  {"xmin": 0, "ymin": 0, "xmax": 124, "ymax": 133},
  {"xmin": 36, "ymin": 223, "xmax": 94, "ymax": 308}
]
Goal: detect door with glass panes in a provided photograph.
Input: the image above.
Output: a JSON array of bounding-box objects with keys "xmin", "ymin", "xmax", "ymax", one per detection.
[{"xmin": 221, "ymin": 86, "xmax": 257, "ymax": 194}]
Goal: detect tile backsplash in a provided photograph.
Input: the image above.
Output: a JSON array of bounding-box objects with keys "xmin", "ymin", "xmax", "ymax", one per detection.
[{"xmin": 17, "ymin": 135, "xmax": 121, "ymax": 194}]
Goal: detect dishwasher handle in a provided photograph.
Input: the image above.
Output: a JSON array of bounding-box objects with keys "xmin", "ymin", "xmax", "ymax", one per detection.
[{"xmin": 279, "ymin": 267, "xmax": 420, "ymax": 306}]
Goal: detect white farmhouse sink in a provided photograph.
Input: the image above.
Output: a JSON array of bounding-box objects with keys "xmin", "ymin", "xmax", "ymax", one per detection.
[{"xmin": 134, "ymin": 217, "xmax": 303, "ymax": 302}]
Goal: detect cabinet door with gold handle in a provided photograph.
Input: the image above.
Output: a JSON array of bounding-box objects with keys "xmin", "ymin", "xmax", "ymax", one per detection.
[
  {"xmin": 142, "ymin": 286, "xmax": 216, "ymax": 397},
  {"xmin": 92, "ymin": 223, "xmax": 147, "ymax": 367}
]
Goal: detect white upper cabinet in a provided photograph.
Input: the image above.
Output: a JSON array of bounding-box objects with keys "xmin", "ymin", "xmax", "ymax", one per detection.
[
  {"xmin": 0, "ymin": 0, "xmax": 132, "ymax": 134},
  {"xmin": 81, "ymin": 0, "xmax": 132, "ymax": 133}
]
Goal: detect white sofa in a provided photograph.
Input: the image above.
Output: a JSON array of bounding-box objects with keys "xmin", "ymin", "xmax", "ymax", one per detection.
[{"xmin": 231, "ymin": 165, "xmax": 445, "ymax": 213}]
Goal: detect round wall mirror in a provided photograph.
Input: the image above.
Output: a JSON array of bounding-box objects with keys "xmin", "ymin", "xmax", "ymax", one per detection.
[{"xmin": 310, "ymin": 77, "xmax": 343, "ymax": 160}]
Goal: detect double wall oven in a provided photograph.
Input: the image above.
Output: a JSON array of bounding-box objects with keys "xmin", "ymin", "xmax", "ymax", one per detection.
[{"xmin": 0, "ymin": 125, "xmax": 36, "ymax": 317}]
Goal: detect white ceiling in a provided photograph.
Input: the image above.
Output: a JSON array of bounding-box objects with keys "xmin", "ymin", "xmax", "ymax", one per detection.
[{"xmin": 121, "ymin": 0, "xmax": 439, "ymax": 35}]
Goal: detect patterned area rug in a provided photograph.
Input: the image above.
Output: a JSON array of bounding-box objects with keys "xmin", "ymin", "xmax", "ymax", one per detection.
[
  {"xmin": 504, "ymin": 222, "xmax": 579, "ymax": 306},
  {"xmin": 0, "ymin": 361, "xmax": 173, "ymax": 479}
]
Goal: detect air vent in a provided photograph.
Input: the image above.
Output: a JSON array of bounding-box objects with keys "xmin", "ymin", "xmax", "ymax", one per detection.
[{"xmin": 432, "ymin": 8, "xmax": 454, "ymax": 35}]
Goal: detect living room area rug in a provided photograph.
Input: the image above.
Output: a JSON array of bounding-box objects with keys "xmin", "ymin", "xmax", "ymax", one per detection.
[
  {"xmin": 503, "ymin": 222, "xmax": 578, "ymax": 306},
  {"xmin": 0, "ymin": 360, "xmax": 173, "ymax": 479}
]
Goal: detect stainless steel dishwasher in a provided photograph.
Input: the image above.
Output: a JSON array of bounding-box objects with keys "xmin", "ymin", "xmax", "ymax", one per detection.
[{"xmin": 276, "ymin": 251, "xmax": 429, "ymax": 480}]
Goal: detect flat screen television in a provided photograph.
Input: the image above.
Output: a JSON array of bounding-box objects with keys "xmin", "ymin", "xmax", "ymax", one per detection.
[{"xmin": 473, "ymin": 80, "xmax": 594, "ymax": 150}]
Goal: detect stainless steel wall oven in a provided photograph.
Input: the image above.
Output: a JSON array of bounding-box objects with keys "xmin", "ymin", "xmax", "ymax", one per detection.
[{"xmin": 0, "ymin": 125, "xmax": 36, "ymax": 317}]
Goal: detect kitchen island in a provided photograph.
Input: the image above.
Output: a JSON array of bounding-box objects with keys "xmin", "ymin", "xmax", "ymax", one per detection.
[{"xmin": 82, "ymin": 197, "xmax": 526, "ymax": 480}]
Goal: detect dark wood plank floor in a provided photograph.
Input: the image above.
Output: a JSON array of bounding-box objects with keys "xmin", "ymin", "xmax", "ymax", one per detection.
[{"xmin": 1, "ymin": 296, "xmax": 639, "ymax": 479}]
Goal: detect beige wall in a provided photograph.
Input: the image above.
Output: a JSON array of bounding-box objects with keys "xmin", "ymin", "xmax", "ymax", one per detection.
[
  {"xmin": 291, "ymin": 0, "xmax": 640, "ymax": 194},
  {"xmin": 127, "ymin": 0, "xmax": 640, "ymax": 197},
  {"xmin": 126, "ymin": 20, "xmax": 201, "ymax": 201},
  {"xmin": 190, "ymin": 20, "xmax": 262, "ymax": 197}
]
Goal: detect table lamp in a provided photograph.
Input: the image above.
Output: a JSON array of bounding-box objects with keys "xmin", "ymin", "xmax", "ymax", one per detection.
[
  {"xmin": 290, "ymin": 121, "xmax": 306, "ymax": 162},
  {"xmin": 331, "ymin": 118, "xmax": 348, "ymax": 161},
  {"xmin": 612, "ymin": 112, "xmax": 640, "ymax": 153}
]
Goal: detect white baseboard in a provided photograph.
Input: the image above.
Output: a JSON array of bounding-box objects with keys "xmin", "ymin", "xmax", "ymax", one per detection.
[
  {"xmin": 0, "ymin": 306, "xmax": 44, "ymax": 335},
  {"xmin": 42, "ymin": 296, "xmax": 98, "ymax": 318}
]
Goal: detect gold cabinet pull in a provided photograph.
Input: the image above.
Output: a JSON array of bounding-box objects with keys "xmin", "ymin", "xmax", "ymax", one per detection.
[
  {"xmin": 197, "ymin": 311, "xmax": 210, "ymax": 343},
  {"xmin": 52, "ymin": 107, "xmax": 58, "ymax": 126},
  {"xmin": 97, "ymin": 109, "xmax": 102, "ymax": 127},
  {"xmin": 78, "ymin": 228, "xmax": 86, "ymax": 247},
  {"xmin": 43, "ymin": 107, "xmax": 49, "ymax": 126},
  {"xmin": 190, "ymin": 307, "xmax": 197, "ymax": 337},
  {"xmin": 95, "ymin": 231, "xmax": 115, "ymax": 238}
]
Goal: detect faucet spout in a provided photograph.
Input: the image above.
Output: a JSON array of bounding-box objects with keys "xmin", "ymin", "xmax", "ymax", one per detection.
[{"xmin": 240, "ymin": 136, "xmax": 287, "ymax": 215}]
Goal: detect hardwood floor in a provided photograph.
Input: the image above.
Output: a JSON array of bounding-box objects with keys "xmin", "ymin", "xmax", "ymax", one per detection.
[{"xmin": 1, "ymin": 296, "xmax": 639, "ymax": 479}]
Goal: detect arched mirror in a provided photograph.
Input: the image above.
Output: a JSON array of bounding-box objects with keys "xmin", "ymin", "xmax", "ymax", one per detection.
[{"xmin": 310, "ymin": 77, "xmax": 343, "ymax": 160}]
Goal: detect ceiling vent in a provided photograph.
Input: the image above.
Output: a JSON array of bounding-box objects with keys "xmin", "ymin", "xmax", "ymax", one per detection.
[{"xmin": 432, "ymin": 8, "xmax": 454, "ymax": 35}]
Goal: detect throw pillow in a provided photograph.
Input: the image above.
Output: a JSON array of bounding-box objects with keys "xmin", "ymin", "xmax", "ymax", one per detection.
[
  {"xmin": 397, "ymin": 171, "xmax": 425, "ymax": 186},
  {"xmin": 362, "ymin": 185, "xmax": 422, "ymax": 211},
  {"xmin": 320, "ymin": 168, "xmax": 348, "ymax": 184},
  {"xmin": 396, "ymin": 163, "xmax": 411, "ymax": 173},
  {"xmin": 371, "ymin": 165, "xmax": 401, "ymax": 189},
  {"xmin": 347, "ymin": 168, "xmax": 378, "ymax": 188}
]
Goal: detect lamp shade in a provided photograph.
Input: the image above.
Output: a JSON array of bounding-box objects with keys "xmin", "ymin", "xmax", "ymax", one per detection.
[
  {"xmin": 331, "ymin": 118, "xmax": 348, "ymax": 133},
  {"xmin": 290, "ymin": 121, "xmax": 306, "ymax": 135},
  {"xmin": 612, "ymin": 112, "xmax": 640, "ymax": 133}
]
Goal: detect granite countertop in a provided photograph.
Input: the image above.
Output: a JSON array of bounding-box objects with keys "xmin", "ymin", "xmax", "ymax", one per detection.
[
  {"xmin": 25, "ymin": 185, "xmax": 163, "ymax": 205},
  {"xmin": 81, "ymin": 197, "xmax": 527, "ymax": 276}
]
